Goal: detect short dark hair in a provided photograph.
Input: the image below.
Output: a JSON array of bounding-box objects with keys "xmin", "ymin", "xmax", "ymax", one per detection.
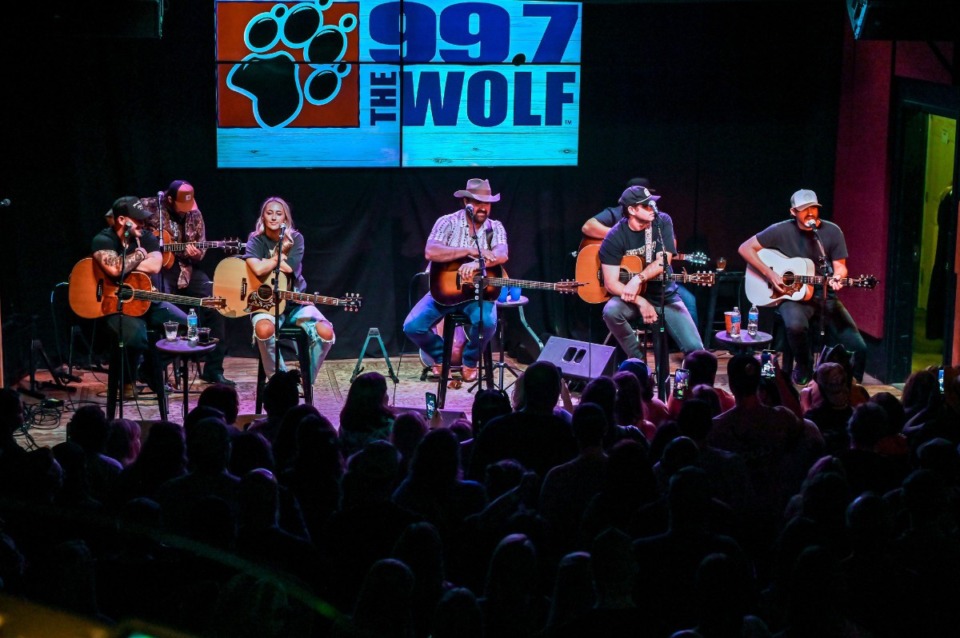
[
  {"xmin": 727, "ymin": 353, "xmax": 761, "ymax": 397},
  {"xmin": 683, "ymin": 350, "xmax": 718, "ymax": 387}
]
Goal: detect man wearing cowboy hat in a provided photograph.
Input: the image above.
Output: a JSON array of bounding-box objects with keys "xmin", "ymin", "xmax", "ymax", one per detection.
[{"xmin": 403, "ymin": 178, "xmax": 509, "ymax": 382}]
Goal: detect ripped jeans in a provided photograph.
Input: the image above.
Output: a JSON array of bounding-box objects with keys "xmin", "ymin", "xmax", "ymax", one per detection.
[{"xmin": 252, "ymin": 304, "xmax": 334, "ymax": 387}]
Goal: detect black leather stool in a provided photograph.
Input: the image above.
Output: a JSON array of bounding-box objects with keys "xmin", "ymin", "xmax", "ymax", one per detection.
[
  {"xmin": 436, "ymin": 312, "xmax": 471, "ymax": 409},
  {"xmin": 435, "ymin": 312, "xmax": 494, "ymax": 408},
  {"xmin": 255, "ymin": 325, "xmax": 314, "ymax": 413},
  {"xmin": 106, "ymin": 329, "xmax": 168, "ymax": 421}
]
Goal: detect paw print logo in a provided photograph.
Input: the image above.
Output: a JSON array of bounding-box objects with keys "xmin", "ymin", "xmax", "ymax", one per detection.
[{"xmin": 222, "ymin": 0, "xmax": 358, "ymax": 129}]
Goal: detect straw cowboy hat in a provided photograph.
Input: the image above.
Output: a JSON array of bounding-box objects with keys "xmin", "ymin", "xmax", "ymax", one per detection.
[{"xmin": 453, "ymin": 178, "xmax": 500, "ymax": 202}]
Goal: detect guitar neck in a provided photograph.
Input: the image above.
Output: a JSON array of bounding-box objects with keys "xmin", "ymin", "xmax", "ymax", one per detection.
[
  {"xmin": 163, "ymin": 241, "xmax": 229, "ymax": 252},
  {"xmin": 789, "ymin": 274, "xmax": 857, "ymax": 287},
  {"xmin": 278, "ymin": 290, "xmax": 347, "ymax": 307},
  {"xmin": 617, "ymin": 271, "xmax": 693, "ymax": 284},
  {"xmin": 128, "ymin": 289, "xmax": 207, "ymax": 307},
  {"xmin": 481, "ymin": 276, "xmax": 565, "ymax": 292}
]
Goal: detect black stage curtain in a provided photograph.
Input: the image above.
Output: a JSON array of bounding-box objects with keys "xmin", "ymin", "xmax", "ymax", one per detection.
[{"xmin": 1, "ymin": 1, "xmax": 845, "ymax": 366}]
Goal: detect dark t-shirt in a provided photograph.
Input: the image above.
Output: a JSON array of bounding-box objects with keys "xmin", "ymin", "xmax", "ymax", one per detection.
[
  {"xmin": 598, "ymin": 214, "xmax": 679, "ymax": 301},
  {"xmin": 755, "ymin": 219, "xmax": 848, "ymax": 298},
  {"xmin": 593, "ymin": 204, "xmax": 622, "ymax": 228},
  {"xmin": 243, "ymin": 231, "xmax": 308, "ymax": 293}
]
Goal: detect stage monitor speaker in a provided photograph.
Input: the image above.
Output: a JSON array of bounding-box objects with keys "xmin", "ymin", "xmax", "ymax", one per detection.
[
  {"xmin": 394, "ymin": 407, "xmax": 469, "ymax": 429},
  {"xmin": 847, "ymin": 0, "xmax": 959, "ymax": 41},
  {"xmin": 537, "ymin": 336, "xmax": 616, "ymax": 381}
]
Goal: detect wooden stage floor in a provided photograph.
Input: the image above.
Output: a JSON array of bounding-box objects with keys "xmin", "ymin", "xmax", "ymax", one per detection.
[{"xmin": 12, "ymin": 352, "xmax": 898, "ymax": 452}]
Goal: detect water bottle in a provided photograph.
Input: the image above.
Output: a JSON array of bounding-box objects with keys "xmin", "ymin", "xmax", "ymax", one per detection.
[
  {"xmin": 747, "ymin": 303, "xmax": 759, "ymax": 337},
  {"xmin": 730, "ymin": 306, "xmax": 741, "ymax": 337},
  {"xmin": 186, "ymin": 308, "xmax": 199, "ymax": 344}
]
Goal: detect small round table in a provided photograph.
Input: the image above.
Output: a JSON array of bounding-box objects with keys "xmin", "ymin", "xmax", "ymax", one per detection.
[
  {"xmin": 155, "ymin": 337, "xmax": 217, "ymax": 418},
  {"xmin": 713, "ymin": 330, "xmax": 773, "ymax": 355}
]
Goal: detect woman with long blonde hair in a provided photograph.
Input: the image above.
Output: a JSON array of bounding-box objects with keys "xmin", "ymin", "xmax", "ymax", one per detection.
[{"xmin": 244, "ymin": 196, "xmax": 335, "ymax": 388}]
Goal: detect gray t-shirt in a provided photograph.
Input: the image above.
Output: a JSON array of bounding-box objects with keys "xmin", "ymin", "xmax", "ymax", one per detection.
[{"xmin": 755, "ymin": 219, "xmax": 848, "ymax": 297}]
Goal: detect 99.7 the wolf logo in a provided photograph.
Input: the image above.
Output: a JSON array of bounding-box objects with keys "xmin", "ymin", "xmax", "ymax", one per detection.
[{"xmin": 218, "ymin": 0, "xmax": 360, "ymax": 129}]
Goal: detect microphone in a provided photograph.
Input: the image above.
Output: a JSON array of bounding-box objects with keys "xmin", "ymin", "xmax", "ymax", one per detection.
[
  {"xmin": 649, "ymin": 200, "xmax": 660, "ymax": 216},
  {"xmin": 279, "ymin": 223, "xmax": 287, "ymax": 236},
  {"xmin": 465, "ymin": 204, "xmax": 475, "ymax": 220},
  {"xmin": 124, "ymin": 221, "xmax": 134, "ymax": 237},
  {"xmin": 805, "ymin": 219, "xmax": 818, "ymax": 229},
  {"xmin": 0, "ymin": 198, "xmax": 10, "ymax": 207}
]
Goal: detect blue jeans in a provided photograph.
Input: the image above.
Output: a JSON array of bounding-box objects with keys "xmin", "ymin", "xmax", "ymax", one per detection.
[
  {"xmin": 403, "ymin": 293, "xmax": 497, "ymax": 368},
  {"xmin": 252, "ymin": 305, "xmax": 333, "ymax": 386},
  {"xmin": 676, "ymin": 283, "xmax": 699, "ymax": 329},
  {"xmin": 602, "ymin": 296, "xmax": 704, "ymax": 360}
]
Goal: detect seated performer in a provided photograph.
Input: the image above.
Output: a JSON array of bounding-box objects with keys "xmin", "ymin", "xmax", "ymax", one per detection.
[
  {"xmin": 403, "ymin": 178, "xmax": 509, "ymax": 382},
  {"xmin": 738, "ymin": 188, "xmax": 866, "ymax": 385},
  {"xmin": 599, "ymin": 185, "xmax": 704, "ymax": 376},
  {"xmin": 92, "ymin": 196, "xmax": 182, "ymax": 397},
  {"xmin": 243, "ymin": 196, "xmax": 335, "ymax": 389},
  {"xmin": 583, "ymin": 177, "xmax": 699, "ymax": 328},
  {"xmin": 142, "ymin": 180, "xmax": 234, "ymax": 386}
]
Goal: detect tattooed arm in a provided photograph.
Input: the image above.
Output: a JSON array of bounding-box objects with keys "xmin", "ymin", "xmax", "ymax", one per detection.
[{"xmin": 93, "ymin": 247, "xmax": 162, "ymax": 279}]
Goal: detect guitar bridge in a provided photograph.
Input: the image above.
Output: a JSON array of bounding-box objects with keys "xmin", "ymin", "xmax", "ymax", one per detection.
[{"xmin": 240, "ymin": 277, "xmax": 247, "ymax": 301}]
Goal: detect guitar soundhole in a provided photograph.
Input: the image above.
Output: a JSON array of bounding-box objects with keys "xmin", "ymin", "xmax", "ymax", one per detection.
[{"xmin": 256, "ymin": 284, "xmax": 275, "ymax": 305}]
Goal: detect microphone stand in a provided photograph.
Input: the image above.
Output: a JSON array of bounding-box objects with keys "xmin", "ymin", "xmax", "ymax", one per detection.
[
  {"xmin": 470, "ymin": 214, "xmax": 490, "ymax": 390},
  {"xmin": 273, "ymin": 226, "xmax": 286, "ymax": 377},
  {"xmin": 810, "ymin": 226, "xmax": 832, "ymax": 368},
  {"xmin": 652, "ymin": 213, "xmax": 670, "ymax": 402},
  {"xmin": 117, "ymin": 226, "xmax": 132, "ymax": 420}
]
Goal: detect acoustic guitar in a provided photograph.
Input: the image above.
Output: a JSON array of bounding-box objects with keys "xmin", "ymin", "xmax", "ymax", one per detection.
[
  {"xmin": 429, "ymin": 258, "xmax": 584, "ymax": 306},
  {"xmin": 158, "ymin": 229, "xmax": 243, "ymax": 270},
  {"xmin": 744, "ymin": 248, "xmax": 878, "ymax": 307},
  {"xmin": 578, "ymin": 235, "xmax": 711, "ymax": 268},
  {"xmin": 574, "ymin": 243, "xmax": 716, "ymax": 304},
  {"xmin": 68, "ymin": 257, "xmax": 227, "ymax": 319},
  {"xmin": 212, "ymin": 257, "xmax": 361, "ymax": 319}
]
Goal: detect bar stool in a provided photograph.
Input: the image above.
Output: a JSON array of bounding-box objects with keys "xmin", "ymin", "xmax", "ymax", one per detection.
[
  {"xmin": 255, "ymin": 325, "xmax": 313, "ymax": 413},
  {"xmin": 106, "ymin": 329, "xmax": 167, "ymax": 421},
  {"xmin": 436, "ymin": 312, "xmax": 471, "ymax": 409}
]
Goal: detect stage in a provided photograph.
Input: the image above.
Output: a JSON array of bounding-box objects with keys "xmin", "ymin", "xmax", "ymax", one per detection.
[{"xmin": 13, "ymin": 351, "xmax": 898, "ymax": 452}]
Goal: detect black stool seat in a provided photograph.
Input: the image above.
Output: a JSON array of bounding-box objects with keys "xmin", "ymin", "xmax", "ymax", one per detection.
[
  {"xmin": 255, "ymin": 325, "xmax": 314, "ymax": 413},
  {"xmin": 436, "ymin": 312, "xmax": 471, "ymax": 409}
]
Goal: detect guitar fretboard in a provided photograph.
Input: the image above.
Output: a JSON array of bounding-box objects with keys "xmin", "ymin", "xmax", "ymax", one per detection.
[
  {"xmin": 480, "ymin": 276, "xmax": 574, "ymax": 291},
  {"xmin": 163, "ymin": 241, "xmax": 236, "ymax": 252},
  {"xmin": 617, "ymin": 271, "xmax": 705, "ymax": 284},
  {"xmin": 122, "ymin": 288, "xmax": 212, "ymax": 307},
  {"xmin": 279, "ymin": 290, "xmax": 348, "ymax": 306},
  {"xmin": 785, "ymin": 274, "xmax": 858, "ymax": 286}
]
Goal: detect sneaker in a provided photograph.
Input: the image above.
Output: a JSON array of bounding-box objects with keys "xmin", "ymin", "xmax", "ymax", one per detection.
[
  {"xmin": 461, "ymin": 366, "xmax": 478, "ymax": 382},
  {"xmin": 431, "ymin": 364, "xmax": 444, "ymax": 377}
]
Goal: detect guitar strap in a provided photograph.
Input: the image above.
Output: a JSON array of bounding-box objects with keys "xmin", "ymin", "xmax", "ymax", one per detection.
[{"xmin": 624, "ymin": 227, "xmax": 655, "ymax": 262}]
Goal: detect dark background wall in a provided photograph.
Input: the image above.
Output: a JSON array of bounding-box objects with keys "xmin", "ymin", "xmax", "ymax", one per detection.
[{"xmin": 0, "ymin": 1, "xmax": 847, "ymax": 366}]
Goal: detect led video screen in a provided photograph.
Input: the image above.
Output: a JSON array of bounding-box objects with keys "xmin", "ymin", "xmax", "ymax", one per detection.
[{"xmin": 216, "ymin": 0, "xmax": 581, "ymax": 167}]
